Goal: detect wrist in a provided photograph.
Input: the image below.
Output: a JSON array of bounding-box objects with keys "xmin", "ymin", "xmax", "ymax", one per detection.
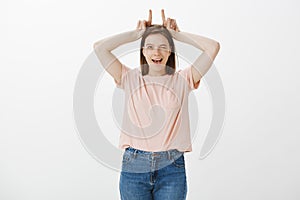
[
  {"xmin": 135, "ymin": 29, "xmax": 145, "ymax": 39},
  {"xmin": 168, "ymin": 28, "xmax": 179, "ymax": 38}
]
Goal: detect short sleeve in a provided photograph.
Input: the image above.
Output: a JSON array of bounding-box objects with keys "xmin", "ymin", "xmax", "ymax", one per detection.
[
  {"xmin": 114, "ymin": 64, "xmax": 131, "ymax": 89},
  {"xmin": 178, "ymin": 66, "xmax": 200, "ymax": 91}
]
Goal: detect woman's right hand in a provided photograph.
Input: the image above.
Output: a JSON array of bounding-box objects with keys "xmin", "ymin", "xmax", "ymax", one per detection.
[
  {"xmin": 136, "ymin": 9, "xmax": 152, "ymax": 37},
  {"xmin": 136, "ymin": 9, "xmax": 152, "ymax": 30}
]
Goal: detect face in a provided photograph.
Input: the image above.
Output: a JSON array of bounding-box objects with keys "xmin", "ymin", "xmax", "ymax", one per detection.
[{"xmin": 142, "ymin": 34, "xmax": 171, "ymax": 75}]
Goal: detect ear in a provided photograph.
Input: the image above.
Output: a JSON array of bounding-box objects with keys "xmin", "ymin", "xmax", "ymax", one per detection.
[
  {"xmin": 168, "ymin": 46, "xmax": 172, "ymax": 56},
  {"xmin": 167, "ymin": 49, "xmax": 171, "ymax": 57}
]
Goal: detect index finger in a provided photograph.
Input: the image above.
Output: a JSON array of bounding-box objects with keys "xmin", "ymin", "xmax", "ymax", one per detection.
[
  {"xmin": 148, "ymin": 9, "xmax": 152, "ymax": 24},
  {"xmin": 161, "ymin": 9, "xmax": 166, "ymax": 23}
]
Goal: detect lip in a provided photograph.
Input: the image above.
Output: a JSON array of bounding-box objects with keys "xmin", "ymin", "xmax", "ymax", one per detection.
[{"xmin": 151, "ymin": 58, "xmax": 163, "ymax": 64}]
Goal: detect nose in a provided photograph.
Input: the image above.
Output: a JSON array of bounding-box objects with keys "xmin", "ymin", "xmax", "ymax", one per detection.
[{"xmin": 152, "ymin": 48, "xmax": 160, "ymax": 55}]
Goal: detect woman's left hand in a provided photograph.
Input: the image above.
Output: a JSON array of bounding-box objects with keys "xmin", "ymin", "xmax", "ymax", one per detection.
[{"xmin": 161, "ymin": 9, "xmax": 180, "ymax": 32}]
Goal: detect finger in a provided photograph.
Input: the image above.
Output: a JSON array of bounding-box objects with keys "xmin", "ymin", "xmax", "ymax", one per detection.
[
  {"xmin": 148, "ymin": 9, "xmax": 152, "ymax": 25},
  {"xmin": 161, "ymin": 9, "xmax": 166, "ymax": 24},
  {"xmin": 136, "ymin": 20, "xmax": 141, "ymax": 29},
  {"xmin": 172, "ymin": 19, "xmax": 177, "ymax": 30},
  {"xmin": 174, "ymin": 20, "xmax": 180, "ymax": 31},
  {"xmin": 171, "ymin": 19, "xmax": 175, "ymax": 29},
  {"xmin": 167, "ymin": 18, "xmax": 171, "ymax": 29},
  {"xmin": 139, "ymin": 20, "xmax": 143, "ymax": 30},
  {"xmin": 142, "ymin": 20, "xmax": 147, "ymax": 29}
]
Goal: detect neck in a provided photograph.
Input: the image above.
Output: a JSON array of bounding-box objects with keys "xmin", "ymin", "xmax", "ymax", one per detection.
[{"xmin": 148, "ymin": 69, "xmax": 166, "ymax": 76}]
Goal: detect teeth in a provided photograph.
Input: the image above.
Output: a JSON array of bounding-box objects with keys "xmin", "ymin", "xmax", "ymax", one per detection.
[{"xmin": 152, "ymin": 58, "xmax": 162, "ymax": 63}]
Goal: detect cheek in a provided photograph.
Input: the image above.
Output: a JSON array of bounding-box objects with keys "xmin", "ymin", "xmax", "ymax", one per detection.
[
  {"xmin": 142, "ymin": 49, "xmax": 146, "ymax": 58},
  {"xmin": 165, "ymin": 50, "xmax": 171, "ymax": 56},
  {"xmin": 163, "ymin": 52, "xmax": 171, "ymax": 60}
]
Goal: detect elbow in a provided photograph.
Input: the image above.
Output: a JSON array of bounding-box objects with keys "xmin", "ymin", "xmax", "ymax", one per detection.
[
  {"xmin": 212, "ymin": 42, "xmax": 220, "ymax": 57},
  {"xmin": 93, "ymin": 41, "xmax": 109, "ymax": 53},
  {"xmin": 214, "ymin": 42, "xmax": 220, "ymax": 52},
  {"xmin": 93, "ymin": 42, "xmax": 99, "ymax": 50},
  {"xmin": 205, "ymin": 42, "xmax": 220, "ymax": 60},
  {"xmin": 93, "ymin": 40, "xmax": 104, "ymax": 51}
]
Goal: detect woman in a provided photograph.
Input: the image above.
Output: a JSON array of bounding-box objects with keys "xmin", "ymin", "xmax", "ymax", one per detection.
[{"xmin": 94, "ymin": 9, "xmax": 220, "ymax": 200}]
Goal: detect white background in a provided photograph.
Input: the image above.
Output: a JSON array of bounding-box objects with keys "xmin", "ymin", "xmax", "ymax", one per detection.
[{"xmin": 1, "ymin": 0, "xmax": 300, "ymax": 199}]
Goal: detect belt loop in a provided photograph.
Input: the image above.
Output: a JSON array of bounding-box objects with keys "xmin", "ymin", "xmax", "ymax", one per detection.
[
  {"xmin": 133, "ymin": 149, "xmax": 137, "ymax": 158},
  {"xmin": 167, "ymin": 151, "xmax": 171, "ymax": 160}
]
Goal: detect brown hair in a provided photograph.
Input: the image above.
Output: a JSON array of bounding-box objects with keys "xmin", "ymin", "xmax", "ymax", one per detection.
[{"xmin": 140, "ymin": 25, "xmax": 176, "ymax": 75}]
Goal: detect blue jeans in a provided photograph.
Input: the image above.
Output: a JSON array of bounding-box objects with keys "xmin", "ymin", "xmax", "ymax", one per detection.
[{"xmin": 119, "ymin": 147, "xmax": 187, "ymax": 200}]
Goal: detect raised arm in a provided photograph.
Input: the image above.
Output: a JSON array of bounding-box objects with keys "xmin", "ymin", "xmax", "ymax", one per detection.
[
  {"xmin": 161, "ymin": 9, "xmax": 220, "ymax": 85},
  {"xmin": 93, "ymin": 30, "xmax": 142, "ymax": 84},
  {"xmin": 170, "ymin": 30, "xmax": 220, "ymax": 82},
  {"xmin": 93, "ymin": 10, "xmax": 152, "ymax": 85}
]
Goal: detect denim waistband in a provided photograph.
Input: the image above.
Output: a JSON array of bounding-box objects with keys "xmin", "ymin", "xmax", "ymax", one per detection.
[
  {"xmin": 125, "ymin": 146, "xmax": 183, "ymax": 157},
  {"xmin": 122, "ymin": 147, "xmax": 184, "ymax": 173}
]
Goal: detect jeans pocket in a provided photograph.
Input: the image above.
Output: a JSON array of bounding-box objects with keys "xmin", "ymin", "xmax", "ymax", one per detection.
[
  {"xmin": 172, "ymin": 154, "xmax": 185, "ymax": 168},
  {"xmin": 122, "ymin": 151, "xmax": 133, "ymax": 164}
]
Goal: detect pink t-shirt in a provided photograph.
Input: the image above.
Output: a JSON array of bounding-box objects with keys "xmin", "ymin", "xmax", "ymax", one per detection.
[{"xmin": 115, "ymin": 64, "xmax": 200, "ymax": 152}]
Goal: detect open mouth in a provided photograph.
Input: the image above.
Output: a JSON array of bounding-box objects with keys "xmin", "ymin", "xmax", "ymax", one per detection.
[{"xmin": 151, "ymin": 58, "xmax": 163, "ymax": 64}]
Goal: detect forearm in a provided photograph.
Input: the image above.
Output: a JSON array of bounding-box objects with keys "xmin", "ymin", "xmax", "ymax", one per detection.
[
  {"xmin": 94, "ymin": 29, "xmax": 142, "ymax": 51},
  {"xmin": 93, "ymin": 29, "xmax": 143, "ymax": 68},
  {"xmin": 169, "ymin": 29, "xmax": 220, "ymax": 60}
]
